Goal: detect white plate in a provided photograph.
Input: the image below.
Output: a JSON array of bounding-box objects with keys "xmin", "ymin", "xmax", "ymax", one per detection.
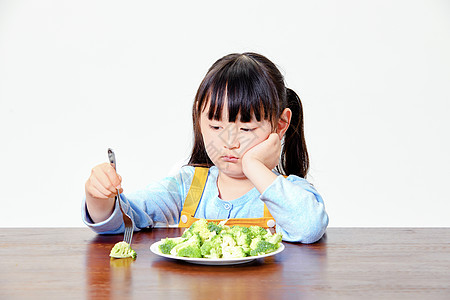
[{"xmin": 150, "ymin": 241, "xmax": 285, "ymax": 265}]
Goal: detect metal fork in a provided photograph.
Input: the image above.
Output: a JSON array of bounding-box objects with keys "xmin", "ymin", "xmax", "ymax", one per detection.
[{"xmin": 108, "ymin": 148, "xmax": 134, "ymax": 247}]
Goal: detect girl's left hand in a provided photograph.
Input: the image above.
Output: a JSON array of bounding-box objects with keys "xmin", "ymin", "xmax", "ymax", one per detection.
[{"xmin": 241, "ymin": 133, "xmax": 281, "ymax": 174}]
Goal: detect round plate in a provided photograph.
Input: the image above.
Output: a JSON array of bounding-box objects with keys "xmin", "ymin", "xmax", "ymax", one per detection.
[{"xmin": 150, "ymin": 241, "xmax": 285, "ymax": 265}]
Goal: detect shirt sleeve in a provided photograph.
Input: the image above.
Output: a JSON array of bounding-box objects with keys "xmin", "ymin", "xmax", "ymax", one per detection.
[
  {"xmin": 260, "ymin": 175, "xmax": 329, "ymax": 243},
  {"xmin": 81, "ymin": 166, "xmax": 195, "ymax": 234}
]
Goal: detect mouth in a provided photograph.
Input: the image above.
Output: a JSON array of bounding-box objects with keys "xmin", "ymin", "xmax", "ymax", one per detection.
[{"xmin": 221, "ymin": 155, "xmax": 239, "ymax": 163}]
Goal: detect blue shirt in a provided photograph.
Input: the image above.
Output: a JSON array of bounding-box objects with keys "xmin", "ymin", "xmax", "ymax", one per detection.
[{"xmin": 82, "ymin": 166, "xmax": 329, "ymax": 243}]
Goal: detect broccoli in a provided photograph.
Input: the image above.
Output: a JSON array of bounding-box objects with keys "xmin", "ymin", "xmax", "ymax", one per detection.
[
  {"xmin": 177, "ymin": 245, "xmax": 202, "ymax": 258},
  {"xmin": 206, "ymin": 247, "xmax": 222, "ymax": 259},
  {"xmin": 207, "ymin": 222, "xmax": 223, "ymax": 235},
  {"xmin": 170, "ymin": 233, "xmax": 202, "ymax": 256},
  {"xmin": 250, "ymin": 237, "xmax": 262, "ymax": 250},
  {"xmin": 249, "ymin": 225, "xmax": 267, "ymax": 238},
  {"xmin": 222, "ymin": 246, "xmax": 247, "ymax": 258},
  {"xmin": 158, "ymin": 237, "xmax": 186, "ymax": 254},
  {"xmin": 200, "ymin": 240, "xmax": 214, "ymax": 256},
  {"xmin": 110, "ymin": 241, "xmax": 137, "ymax": 259},
  {"xmin": 182, "ymin": 219, "xmax": 217, "ymax": 242},
  {"xmin": 181, "ymin": 229, "xmax": 193, "ymax": 239},
  {"xmin": 249, "ymin": 240, "xmax": 278, "ymax": 256},
  {"xmin": 233, "ymin": 229, "xmax": 252, "ymax": 247},
  {"xmin": 230, "ymin": 225, "xmax": 250, "ymax": 235},
  {"xmin": 262, "ymin": 228, "xmax": 274, "ymax": 240},
  {"xmin": 265, "ymin": 232, "xmax": 282, "ymax": 245},
  {"xmin": 201, "ymin": 235, "xmax": 222, "ymax": 258},
  {"xmin": 158, "ymin": 219, "xmax": 283, "ymax": 259},
  {"xmin": 221, "ymin": 233, "xmax": 237, "ymax": 247}
]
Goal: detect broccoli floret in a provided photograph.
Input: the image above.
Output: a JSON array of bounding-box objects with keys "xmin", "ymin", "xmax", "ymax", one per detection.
[
  {"xmin": 230, "ymin": 225, "xmax": 250, "ymax": 235},
  {"xmin": 170, "ymin": 234, "xmax": 201, "ymax": 256},
  {"xmin": 201, "ymin": 235, "xmax": 222, "ymax": 258},
  {"xmin": 242, "ymin": 245, "xmax": 251, "ymax": 256},
  {"xmin": 250, "ymin": 237, "xmax": 262, "ymax": 250},
  {"xmin": 249, "ymin": 240, "xmax": 278, "ymax": 256},
  {"xmin": 221, "ymin": 233, "xmax": 237, "ymax": 247},
  {"xmin": 207, "ymin": 222, "xmax": 223, "ymax": 235},
  {"xmin": 233, "ymin": 227, "xmax": 252, "ymax": 246},
  {"xmin": 200, "ymin": 240, "xmax": 214, "ymax": 256},
  {"xmin": 177, "ymin": 245, "xmax": 202, "ymax": 258},
  {"xmin": 249, "ymin": 225, "xmax": 267, "ymax": 238},
  {"xmin": 158, "ymin": 237, "xmax": 185, "ymax": 254},
  {"xmin": 261, "ymin": 228, "xmax": 274, "ymax": 240},
  {"xmin": 222, "ymin": 246, "xmax": 247, "ymax": 258},
  {"xmin": 110, "ymin": 241, "xmax": 137, "ymax": 259},
  {"xmin": 184, "ymin": 219, "xmax": 217, "ymax": 242},
  {"xmin": 206, "ymin": 247, "xmax": 222, "ymax": 259},
  {"xmin": 265, "ymin": 232, "xmax": 282, "ymax": 245},
  {"xmin": 181, "ymin": 228, "xmax": 193, "ymax": 239}
]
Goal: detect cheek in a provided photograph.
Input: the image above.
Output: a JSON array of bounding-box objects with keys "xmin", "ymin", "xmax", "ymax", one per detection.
[
  {"xmin": 239, "ymin": 131, "xmax": 269, "ymax": 153},
  {"xmin": 202, "ymin": 131, "xmax": 221, "ymax": 160},
  {"xmin": 202, "ymin": 130, "xmax": 215, "ymax": 146}
]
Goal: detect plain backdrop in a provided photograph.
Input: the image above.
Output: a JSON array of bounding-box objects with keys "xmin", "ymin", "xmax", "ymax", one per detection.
[{"xmin": 1, "ymin": 0, "xmax": 449, "ymax": 227}]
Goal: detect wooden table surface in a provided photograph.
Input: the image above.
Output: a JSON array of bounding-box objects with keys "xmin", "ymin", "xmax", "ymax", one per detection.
[{"xmin": 0, "ymin": 228, "xmax": 449, "ymax": 299}]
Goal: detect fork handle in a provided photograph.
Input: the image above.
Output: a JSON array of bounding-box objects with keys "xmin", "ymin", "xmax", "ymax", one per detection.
[
  {"xmin": 108, "ymin": 148, "xmax": 117, "ymax": 170},
  {"xmin": 107, "ymin": 148, "xmax": 125, "ymax": 207}
]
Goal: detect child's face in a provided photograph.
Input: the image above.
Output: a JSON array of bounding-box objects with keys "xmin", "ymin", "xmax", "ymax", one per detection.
[{"xmin": 200, "ymin": 100, "xmax": 273, "ymax": 178}]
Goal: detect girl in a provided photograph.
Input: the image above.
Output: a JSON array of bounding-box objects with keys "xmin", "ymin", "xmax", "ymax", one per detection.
[{"xmin": 83, "ymin": 52, "xmax": 328, "ymax": 243}]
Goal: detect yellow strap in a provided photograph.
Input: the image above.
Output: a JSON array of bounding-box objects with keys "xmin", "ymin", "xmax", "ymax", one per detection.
[
  {"xmin": 182, "ymin": 167, "xmax": 209, "ymax": 216},
  {"xmin": 264, "ymin": 203, "xmax": 272, "ymax": 218}
]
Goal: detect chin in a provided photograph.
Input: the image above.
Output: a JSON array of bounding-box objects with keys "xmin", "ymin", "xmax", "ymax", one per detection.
[{"xmin": 215, "ymin": 162, "xmax": 246, "ymax": 178}]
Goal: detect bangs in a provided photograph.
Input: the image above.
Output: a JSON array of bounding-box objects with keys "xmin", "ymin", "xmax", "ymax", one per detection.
[{"xmin": 197, "ymin": 55, "xmax": 279, "ymax": 124}]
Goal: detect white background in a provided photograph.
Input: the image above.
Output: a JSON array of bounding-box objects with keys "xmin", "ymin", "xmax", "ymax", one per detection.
[{"xmin": 1, "ymin": 0, "xmax": 449, "ymax": 227}]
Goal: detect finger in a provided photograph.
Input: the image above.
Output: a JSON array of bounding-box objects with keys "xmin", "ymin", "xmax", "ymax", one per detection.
[
  {"xmin": 103, "ymin": 164, "xmax": 122, "ymax": 189},
  {"xmin": 117, "ymin": 174, "xmax": 123, "ymax": 189},
  {"xmin": 88, "ymin": 181, "xmax": 112, "ymax": 199},
  {"xmin": 92, "ymin": 167, "xmax": 118, "ymax": 195},
  {"xmin": 269, "ymin": 132, "xmax": 280, "ymax": 141},
  {"xmin": 91, "ymin": 175, "xmax": 117, "ymax": 198}
]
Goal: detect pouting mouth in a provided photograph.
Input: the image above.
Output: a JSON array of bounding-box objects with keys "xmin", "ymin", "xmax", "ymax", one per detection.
[{"xmin": 221, "ymin": 155, "xmax": 238, "ymax": 159}]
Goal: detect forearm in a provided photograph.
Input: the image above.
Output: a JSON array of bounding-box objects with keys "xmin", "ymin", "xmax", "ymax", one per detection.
[
  {"xmin": 242, "ymin": 159, "xmax": 278, "ymax": 194},
  {"xmin": 260, "ymin": 176, "xmax": 329, "ymax": 243},
  {"xmin": 85, "ymin": 194, "xmax": 116, "ymax": 223}
]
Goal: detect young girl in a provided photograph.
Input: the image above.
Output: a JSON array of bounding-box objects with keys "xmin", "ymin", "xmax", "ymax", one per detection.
[{"xmin": 83, "ymin": 52, "xmax": 328, "ymax": 243}]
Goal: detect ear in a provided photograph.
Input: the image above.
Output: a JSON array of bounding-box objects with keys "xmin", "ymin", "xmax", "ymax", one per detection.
[{"xmin": 276, "ymin": 108, "xmax": 291, "ymax": 139}]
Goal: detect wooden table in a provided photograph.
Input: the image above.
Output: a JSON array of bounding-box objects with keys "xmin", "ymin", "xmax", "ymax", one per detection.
[{"xmin": 1, "ymin": 228, "xmax": 449, "ymax": 299}]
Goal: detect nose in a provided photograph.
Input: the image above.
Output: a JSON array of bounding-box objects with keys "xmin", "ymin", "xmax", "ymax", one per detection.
[{"xmin": 222, "ymin": 125, "xmax": 240, "ymax": 149}]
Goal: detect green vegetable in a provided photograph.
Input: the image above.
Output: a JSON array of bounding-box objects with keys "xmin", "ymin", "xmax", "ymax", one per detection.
[
  {"xmin": 158, "ymin": 219, "xmax": 282, "ymax": 259},
  {"xmin": 169, "ymin": 234, "xmax": 202, "ymax": 257},
  {"xmin": 158, "ymin": 237, "xmax": 186, "ymax": 254},
  {"xmin": 249, "ymin": 240, "xmax": 279, "ymax": 256},
  {"xmin": 181, "ymin": 218, "xmax": 217, "ymax": 242},
  {"xmin": 110, "ymin": 241, "xmax": 137, "ymax": 259}
]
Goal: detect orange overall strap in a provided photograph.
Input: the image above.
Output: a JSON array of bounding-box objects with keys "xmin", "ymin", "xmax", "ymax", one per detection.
[{"xmin": 182, "ymin": 167, "xmax": 209, "ymax": 217}]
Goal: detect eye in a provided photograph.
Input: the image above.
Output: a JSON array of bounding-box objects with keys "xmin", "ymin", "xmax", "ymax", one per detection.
[
  {"xmin": 241, "ymin": 128, "xmax": 256, "ymax": 132},
  {"xmin": 209, "ymin": 125, "xmax": 221, "ymax": 130}
]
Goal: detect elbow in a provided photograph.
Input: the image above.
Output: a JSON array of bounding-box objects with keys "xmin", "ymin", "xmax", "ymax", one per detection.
[
  {"xmin": 302, "ymin": 208, "xmax": 329, "ymax": 244},
  {"xmin": 280, "ymin": 206, "xmax": 329, "ymax": 244}
]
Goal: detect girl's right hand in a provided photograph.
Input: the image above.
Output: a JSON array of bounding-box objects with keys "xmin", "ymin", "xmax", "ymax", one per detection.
[
  {"xmin": 85, "ymin": 163, "xmax": 123, "ymax": 223},
  {"xmin": 85, "ymin": 162, "xmax": 123, "ymax": 200}
]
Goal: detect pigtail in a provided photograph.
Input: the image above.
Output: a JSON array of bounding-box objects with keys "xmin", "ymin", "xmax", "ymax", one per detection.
[{"xmin": 277, "ymin": 88, "xmax": 309, "ymax": 178}]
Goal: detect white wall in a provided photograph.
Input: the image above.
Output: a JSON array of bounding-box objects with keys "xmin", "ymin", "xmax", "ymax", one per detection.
[{"xmin": 1, "ymin": 0, "xmax": 449, "ymax": 227}]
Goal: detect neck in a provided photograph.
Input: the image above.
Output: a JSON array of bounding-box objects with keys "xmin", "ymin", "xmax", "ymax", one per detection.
[{"xmin": 216, "ymin": 171, "xmax": 254, "ymax": 201}]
